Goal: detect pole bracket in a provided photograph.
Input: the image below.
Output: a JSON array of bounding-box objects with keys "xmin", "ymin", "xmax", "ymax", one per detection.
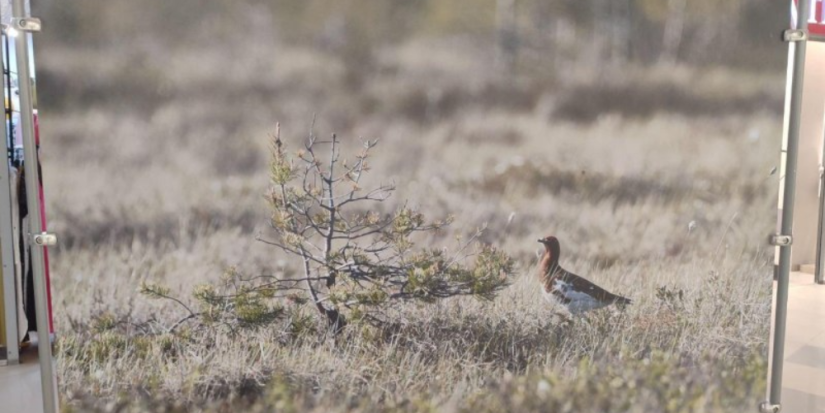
[
  {"xmin": 769, "ymin": 234, "xmax": 793, "ymax": 247},
  {"xmin": 10, "ymin": 17, "xmax": 41, "ymax": 33},
  {"xmin": 783, "ymin": 29, "xmax": 807, "ymax": 42},
  {"xmin": 32, "ymin": 232, "xmax": 57, "ymax": 247},
  {"xmin": 758, "ymin": 402, "xmax": 780, "ymax": 413}
]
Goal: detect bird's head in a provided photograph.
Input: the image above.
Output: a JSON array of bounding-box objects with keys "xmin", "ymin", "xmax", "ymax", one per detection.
[
  {"xmin": 537, "ymin": 235, "xmax": 561, "ymax": 262},
  {"xmin": 537, "ymin": 235, "xmax": 558, "ymax": 246}
]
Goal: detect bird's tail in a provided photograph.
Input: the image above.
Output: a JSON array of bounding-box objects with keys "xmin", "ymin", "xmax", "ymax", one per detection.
[{"xmin": 613, "ymin": 295, "xmax": 632, "ymax": 308}]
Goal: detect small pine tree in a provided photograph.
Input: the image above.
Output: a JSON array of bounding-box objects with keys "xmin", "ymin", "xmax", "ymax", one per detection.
[{"xmin": 144, "ymin": 125, "xmax": 514, "ymax": 336}]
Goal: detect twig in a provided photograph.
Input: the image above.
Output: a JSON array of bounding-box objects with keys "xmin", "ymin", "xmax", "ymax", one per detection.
[{"xmin": 167, "ymin": 312, "xmax": 201, "ymax": 334}]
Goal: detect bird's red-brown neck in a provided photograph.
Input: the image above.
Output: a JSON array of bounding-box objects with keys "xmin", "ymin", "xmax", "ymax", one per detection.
[{"xmin": 539, "ymin": 245, "xmax": 560, "ymax": 282}]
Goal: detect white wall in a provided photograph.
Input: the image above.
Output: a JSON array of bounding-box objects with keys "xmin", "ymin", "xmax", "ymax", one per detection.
[{"xmin": 788, "ymin": 41, "xmax": 825, "ymax": 269}]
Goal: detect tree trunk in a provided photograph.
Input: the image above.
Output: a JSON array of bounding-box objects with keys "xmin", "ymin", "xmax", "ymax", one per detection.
[
  {"xmin": 660, "ymin": 0, "xmax": 687, "ymax": 65},
  {"xmin": 609, "ymin": 0, "xmax": 631, "ymax": 66},
  {"xmin": 323, "ymin": 306, "xmax": 347, "ymax": 336},
  {"xmin": 496, "ymin": 0, "xmax": 518, "ymax": 77}
]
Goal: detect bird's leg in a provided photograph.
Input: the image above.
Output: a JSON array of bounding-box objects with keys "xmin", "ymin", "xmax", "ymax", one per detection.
[{"xmin": 553, "ymin": 310, "xmax": 573, "ymax": 326}]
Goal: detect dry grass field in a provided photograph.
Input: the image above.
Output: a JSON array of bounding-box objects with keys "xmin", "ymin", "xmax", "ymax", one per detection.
[{"xmin": 29, "ymin": 1, "xmax": 786, "ymax": 411}]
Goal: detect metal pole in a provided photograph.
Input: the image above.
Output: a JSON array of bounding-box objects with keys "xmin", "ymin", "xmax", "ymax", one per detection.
[
  {"xmin": 767, "ymin": 0, "xmax": 811, "ymax": 408},
  {"xmin": 817, "ymin": 160, "xmax": 825, "ymax": 283},
  {"xmin": 10, "ymin": 0, "xmax": 58, "ymax": 411}
]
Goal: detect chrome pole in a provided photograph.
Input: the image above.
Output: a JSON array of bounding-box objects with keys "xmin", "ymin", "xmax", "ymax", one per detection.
[
  {"xmin": 817, "ymin": 159, "xmax": 825, "ymax": 284},
  {"xmin": 10, "ymin": 0, "xmax": 58, "ymax": 411},
  {"xmin": 764, "ymin": 0, "xmax": 811, "ymax": 409}
]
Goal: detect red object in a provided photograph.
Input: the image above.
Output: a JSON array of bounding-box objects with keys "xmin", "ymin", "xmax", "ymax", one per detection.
[
  {"xmin": 33, "ymin": 111, "xmax": 53, "ymax": 333},
  {"xmin": 792, "ymin": 0, "xmax": 825, "ymax": 38}
]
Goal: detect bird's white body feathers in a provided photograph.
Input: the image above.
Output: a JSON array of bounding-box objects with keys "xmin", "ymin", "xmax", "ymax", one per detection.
[{"xmin": 543, "ymin": 279, "xmax": 610, "ymax": 314}]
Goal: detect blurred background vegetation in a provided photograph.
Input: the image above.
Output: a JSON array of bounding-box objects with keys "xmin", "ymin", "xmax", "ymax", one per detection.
[
  {"xmin": 35, "ymin": 0, "xmax": 785, "ymax": 67},
  {"xmin": 27, "ymin": 1, "xmax": 784, "ymax": 411},
  {"xmin": 32, "ymin": 0, "xmax": 786, "ymax": 115}
]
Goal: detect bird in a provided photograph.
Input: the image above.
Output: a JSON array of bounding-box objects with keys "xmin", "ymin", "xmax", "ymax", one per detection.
[{"xmin": 537, "ymin": 235, "xmax": 631, "ymax": 315}]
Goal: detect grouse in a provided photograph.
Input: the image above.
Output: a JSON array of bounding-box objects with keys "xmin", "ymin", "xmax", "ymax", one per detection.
[{"xmin": 538, "ymin": 236, "xmax": 631, "ymax": 314}]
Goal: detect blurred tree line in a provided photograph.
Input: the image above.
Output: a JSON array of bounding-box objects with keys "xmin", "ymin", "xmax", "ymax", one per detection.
[{"xmin": 35, "ymin": 0, "xmax": 786, "ymax": 71}]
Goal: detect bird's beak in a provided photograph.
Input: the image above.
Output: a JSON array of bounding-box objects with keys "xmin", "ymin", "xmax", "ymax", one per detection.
[{"xmin": 537, "ymin": 239, "xmax": 544, "ymax": 243}]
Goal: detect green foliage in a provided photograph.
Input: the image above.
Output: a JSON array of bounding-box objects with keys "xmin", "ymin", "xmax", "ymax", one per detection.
[
  {"xmin": 139, "ymin": 282, "xmax": 171, "ymax": 299},
  {"xmin": 90, "ymin": 311, "xmax": 119, "ymax": 334},
  {"xmin": 401, "ymin": 245, "xmax": 512, "ymax": 302},
  {"xmin": 59, "ymin": 329, "xmax": 179, "ymax": 368}
]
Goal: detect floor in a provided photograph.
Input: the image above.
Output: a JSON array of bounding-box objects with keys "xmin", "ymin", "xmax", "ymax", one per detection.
[
  {"xmin": 776, "ymin": 272, "xmax": 825, "ymax": 413},
  {"xmin": 0, "ymin": 336, "xmax": 46, "ymax": 413}
]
